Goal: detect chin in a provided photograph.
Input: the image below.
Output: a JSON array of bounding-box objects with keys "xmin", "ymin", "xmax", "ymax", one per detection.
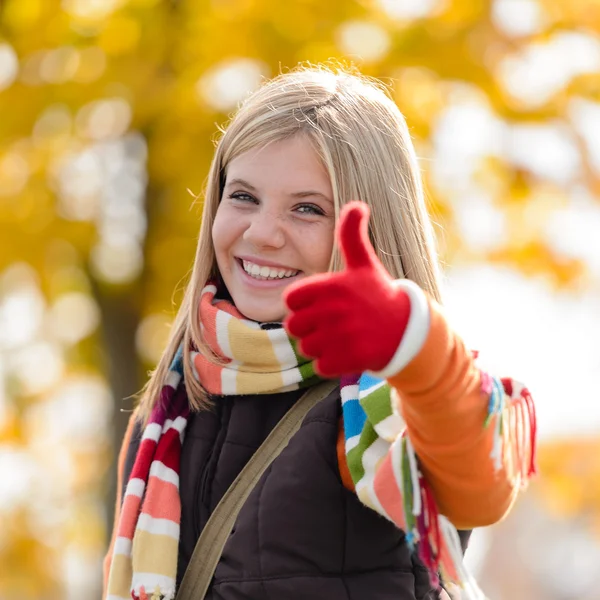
[{"xmin": 236, "ymin": 301, "xmax": 286, "ymax": 324}]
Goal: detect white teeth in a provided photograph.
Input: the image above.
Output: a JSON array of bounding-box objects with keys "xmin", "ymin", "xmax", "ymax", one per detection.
[{"xmin": 241, "ymin": 260, "xmax": 299, "ymax": 280}]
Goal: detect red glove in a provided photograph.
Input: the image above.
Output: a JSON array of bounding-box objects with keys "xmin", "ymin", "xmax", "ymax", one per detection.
[{"xmin": 284, "ymin": 201, "xmax": 429, "ymax": 378}]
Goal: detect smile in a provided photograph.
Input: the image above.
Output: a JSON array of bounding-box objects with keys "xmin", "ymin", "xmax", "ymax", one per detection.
[{"xmin": 240, "ymin": 259, "xmax": 299, "ymax": 281}]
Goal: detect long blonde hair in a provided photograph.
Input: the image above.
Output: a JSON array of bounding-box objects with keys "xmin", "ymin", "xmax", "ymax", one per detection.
[{"xmin": 137, "ymin": 64, "xmax": 443, "ymax": 422}]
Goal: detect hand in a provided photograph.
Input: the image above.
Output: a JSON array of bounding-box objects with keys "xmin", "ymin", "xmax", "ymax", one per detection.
[{"xmin": 283, "ymin": 201, "xmax": 414, "ymax": 378}]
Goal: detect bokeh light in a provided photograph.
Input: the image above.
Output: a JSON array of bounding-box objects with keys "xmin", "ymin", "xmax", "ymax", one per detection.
[
  {"xmin": 196, "ymin": 58, "xmax": 270, "ymax": 112},
  {"xmin": 0, "ymin": 44, "xmax": 19, "ymax": 91},
  {"xmin": 336, "ymin": 21, "xmax": 391, "ymax": 63}
]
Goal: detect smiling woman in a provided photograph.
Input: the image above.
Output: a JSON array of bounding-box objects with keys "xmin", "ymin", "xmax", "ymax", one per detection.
[
  {"xmin": 103, "ymin": 65, "xmax": 536, "ymax": 600},
  {"xmin": 213, "ymin": 135, "xmax": 335, "ymax": 322}
]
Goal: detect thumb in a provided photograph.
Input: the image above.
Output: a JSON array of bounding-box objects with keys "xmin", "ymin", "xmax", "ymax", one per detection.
[{"xmin": 338, "ymin": 201, "xmax": 377, "ymax": 270}]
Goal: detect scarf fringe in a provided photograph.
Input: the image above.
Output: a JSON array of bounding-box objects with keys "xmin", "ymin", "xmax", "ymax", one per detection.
[
  {"xmin": 401, "ymin": 436, "xmax": 487, "ymax": 600},
  {"xmin": 482, "ymin": 373, "xmax": 537, "ymax": 482},
  {"xmin": 135, "ymin": 585, "xmax": 175, "ymax": 600},
  {"xmin": 389, "ymin": 372, "xmax": 537, "ymax": 599}
]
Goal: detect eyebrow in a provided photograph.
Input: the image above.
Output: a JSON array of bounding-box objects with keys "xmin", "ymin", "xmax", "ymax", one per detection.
[
  {"xmin": 227, "ymin": 178, "xmax": 258, "ymax": 192},
  {"xmin": 226, "ymin": 178, "xmax": 333, "ymax": 204}
]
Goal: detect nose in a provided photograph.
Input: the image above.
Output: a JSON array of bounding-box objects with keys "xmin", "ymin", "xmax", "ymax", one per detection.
[{"xmin": 242, "ymin": 209, "xmax": 285, "ymax": 249}]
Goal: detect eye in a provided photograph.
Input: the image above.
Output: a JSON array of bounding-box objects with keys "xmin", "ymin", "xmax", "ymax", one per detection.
[
  {"xmin": 229, "ymin": 192, "xmax": 257, "ymax": 204},
  {"xmin": 295, "ymin": 203, "xmax": 325, "ymax": 216}
]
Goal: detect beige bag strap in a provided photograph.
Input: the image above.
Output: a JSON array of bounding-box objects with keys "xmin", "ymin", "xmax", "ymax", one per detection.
[{"xmin": 175, "ymin": 379, "xmax": 338, "ymax": 600}]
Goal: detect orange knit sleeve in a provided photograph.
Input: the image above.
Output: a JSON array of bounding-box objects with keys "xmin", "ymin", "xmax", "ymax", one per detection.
[{"xmin": 387, "ymin": 299, "xmax": 522, "ymax": 529}]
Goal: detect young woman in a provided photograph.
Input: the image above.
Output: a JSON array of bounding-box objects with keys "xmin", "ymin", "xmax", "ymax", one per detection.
[{"xmin": 103, "ymin": 65, "xmax": 536, "ymax": 600}]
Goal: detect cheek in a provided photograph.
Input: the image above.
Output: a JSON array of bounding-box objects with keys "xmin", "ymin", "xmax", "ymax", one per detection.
[
  {"xmin": 212, "ymin": 213, "xmax": 233, "ymax": 270},
  {"xmin": 302, "ymin": 226, "xmax": 335, "ymax": 274}
]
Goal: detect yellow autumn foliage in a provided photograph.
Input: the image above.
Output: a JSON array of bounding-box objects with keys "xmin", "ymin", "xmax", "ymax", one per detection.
[{"xmin": 0, "ymin": 0, "xmax": 598, "ymax": 596}]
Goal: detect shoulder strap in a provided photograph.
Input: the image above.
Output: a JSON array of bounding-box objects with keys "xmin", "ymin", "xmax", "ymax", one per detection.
[{"xmin": 175, "ymin": 379, "xmax": 339, "ymax": 600}]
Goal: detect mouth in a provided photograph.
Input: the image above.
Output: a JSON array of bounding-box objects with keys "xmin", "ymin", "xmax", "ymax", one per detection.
[{"xmin": 236, "ymin": 258, "xmax": 301, "ymax": 282}]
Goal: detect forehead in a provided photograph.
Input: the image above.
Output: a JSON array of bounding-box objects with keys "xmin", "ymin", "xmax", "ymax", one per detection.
[{"xmin": 225, "ymin": 136, "xmax": 331, "ymax": 191}]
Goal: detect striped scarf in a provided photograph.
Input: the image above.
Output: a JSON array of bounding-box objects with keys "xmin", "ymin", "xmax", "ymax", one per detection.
[
  {"xmin": 105, "ymin": 284, "xmax": 321, "ymax": 600},
  {"xmin": 105, "ymin": 284, "xmax": 535, "ymax": 600},
  {"xmin": 340, "ymin": 370, "xmax": 536, "ymax": 600}
]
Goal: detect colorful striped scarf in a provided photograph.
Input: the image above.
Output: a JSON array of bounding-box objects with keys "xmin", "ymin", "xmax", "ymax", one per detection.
[
  {"xmin": 105, "ymin": 283, "xmax": 535, "ymax": 600},
  {"xmin": 106, "ymin": 284, "xmax": 320, "ymax": 600},
  {"xmin": 340, "ymin": 369, "xmax": 536, "ymax": 600},
  {"xmin": 106, "ymin": 349, "xmax": 189, "ymax": 600}
]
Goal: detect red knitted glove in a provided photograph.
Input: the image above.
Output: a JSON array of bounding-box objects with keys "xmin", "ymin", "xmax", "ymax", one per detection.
[{"xmin": 284, "ymin": 201, "xmax": 429, "ymax": 378}]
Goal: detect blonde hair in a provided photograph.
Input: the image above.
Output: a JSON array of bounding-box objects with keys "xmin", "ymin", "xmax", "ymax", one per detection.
[{"xmin": 137, "ymin": 64, "xmax": 443, "ymax": 421}]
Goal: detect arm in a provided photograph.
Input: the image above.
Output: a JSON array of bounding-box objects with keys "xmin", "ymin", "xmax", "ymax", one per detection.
[
  {"xmin": 286, "ymin": 202, "xmax": 536, "ymax": 528},
  {"xmin": 385, "ymin": 290, "xmax": 535, "ymax": 528},
  {"xmin": 285, "ymin": 201, "xmax": 536, "ymax": 592}
]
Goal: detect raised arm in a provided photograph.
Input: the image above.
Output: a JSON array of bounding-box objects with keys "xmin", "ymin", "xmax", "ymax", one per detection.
[{"xmin": 284, "ymin": 201, "xmax": 536, "ymax": 594}]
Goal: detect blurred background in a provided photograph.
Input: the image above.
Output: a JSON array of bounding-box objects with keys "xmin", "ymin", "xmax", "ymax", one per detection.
[{"xmin": 0, "ymin": 0, "xmax": 599, "ymax": 598}]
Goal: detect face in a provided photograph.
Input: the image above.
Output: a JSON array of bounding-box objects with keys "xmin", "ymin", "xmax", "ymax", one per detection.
[{"xmin": 212, "ymin": 135, "xmax": 335, "ymax": 322}]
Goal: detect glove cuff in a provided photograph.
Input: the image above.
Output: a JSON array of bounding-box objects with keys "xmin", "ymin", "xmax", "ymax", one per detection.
[{"xmin": 368, "ymin": 279, "xmax": 430, "ymax": 379}]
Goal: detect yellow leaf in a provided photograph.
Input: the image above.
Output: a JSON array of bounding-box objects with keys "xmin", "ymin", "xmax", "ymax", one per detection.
[{"xmin": 99, "ymin": 15, "xmax": 141, "ymax": 56}]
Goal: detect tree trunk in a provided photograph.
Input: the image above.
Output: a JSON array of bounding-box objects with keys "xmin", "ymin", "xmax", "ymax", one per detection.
[{"xmin": 93, "ymin": 285, "xmax": 143, "ymax": 541}]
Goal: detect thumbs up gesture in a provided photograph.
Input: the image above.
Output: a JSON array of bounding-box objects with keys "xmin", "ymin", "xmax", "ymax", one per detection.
[{"xmin": 284, "ymin": 201, "xmax": 426, "ymax": 378}]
